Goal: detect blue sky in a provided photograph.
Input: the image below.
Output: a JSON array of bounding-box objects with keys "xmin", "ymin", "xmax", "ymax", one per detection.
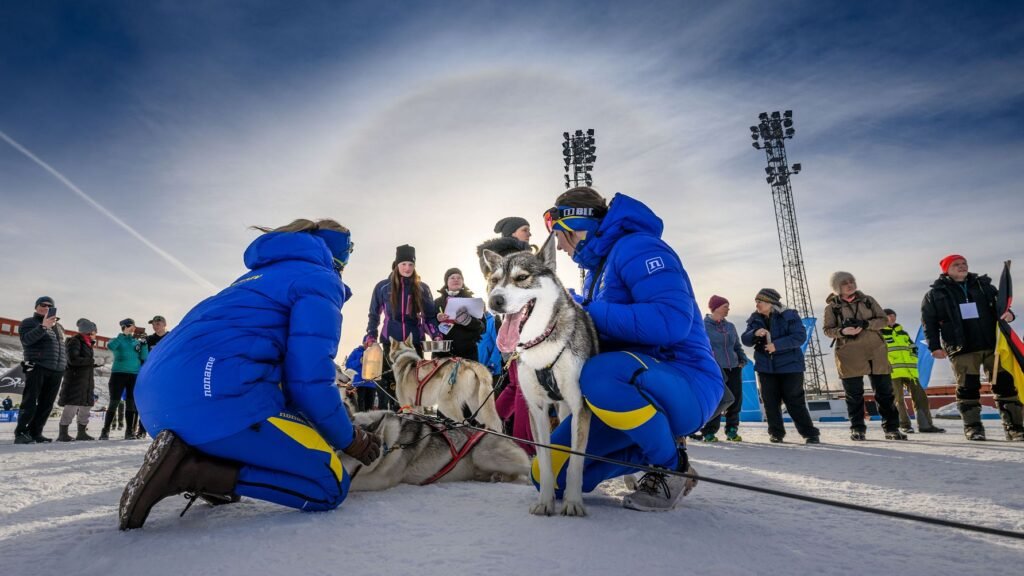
[{"xmin": 2, "ymin": 1, "xmax": 1022, "ymax": 385}]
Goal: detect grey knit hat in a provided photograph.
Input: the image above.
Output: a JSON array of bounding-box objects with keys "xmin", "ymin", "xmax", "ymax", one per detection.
[
  {"xmin": 755, "ymin": 288, "xmax": 782, "ymax": 306},
  {"xmin": 494, "ymin": 216, "xmax": 529, "ymax": 238},
  {"xmin": 830, "ymin": 271, "xmax": 856, "ymax": 294},
  {"xmin": 76, "ymin": 318, "xmax": 97, "ymax": 334}
]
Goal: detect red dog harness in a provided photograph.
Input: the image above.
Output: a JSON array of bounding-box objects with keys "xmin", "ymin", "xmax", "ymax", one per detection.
[
  {"xmin": 412, "ymin": 358, "xmax": 462, "ymax": 405},
  {"xmin": 419, "ymin": 420, "xmax": 487, "ymax": 485}
]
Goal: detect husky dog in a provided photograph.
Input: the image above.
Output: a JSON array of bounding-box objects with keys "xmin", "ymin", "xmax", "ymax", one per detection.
[
  {"xmin": 388, "ymin": 336, "xmax": 503, "ymax": 431},
  {"xmin": 339, "ymin": 409, "xmax": 530, "ymax": 490},
  {"xmin": 481, "ymin": 239, "xmax": 599, "ymax": 516}
]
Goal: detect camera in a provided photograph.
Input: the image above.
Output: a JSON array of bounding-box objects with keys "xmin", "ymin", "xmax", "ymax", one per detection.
[
  {"xmin": 841, "ymin": 318, "xmax": 869, "ymax": 330},
  {"xmin": 752, "ymin": 335, "xmax": 768, "ymax": 352}
]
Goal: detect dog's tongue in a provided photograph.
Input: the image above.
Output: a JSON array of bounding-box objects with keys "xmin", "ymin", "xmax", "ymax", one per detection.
[{"xmin": 497, "ymin": 308, "xmax": 525, "ymax": 354}]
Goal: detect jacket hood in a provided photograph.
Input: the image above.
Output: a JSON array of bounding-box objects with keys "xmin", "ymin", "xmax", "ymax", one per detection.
[
  {"xmin": 243, "ymin": 232, "xmax": 334, "ymax": 271},
  {"xmin": 574, "ymin": 193, "xmax": 664, "ymax": 269}
]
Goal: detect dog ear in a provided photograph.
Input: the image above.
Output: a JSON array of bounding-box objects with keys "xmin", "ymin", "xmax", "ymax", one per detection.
[
  {"xmin": 389, "ymin": 336, "xmax": 398, "ymax": 348},
  {"xmin": 404, "ymin": 335, "xmax": 413, "ymax": 348},
  {"xmin": 538, "ymin": 233, "xmax": 557, "ymax": 271},
  {"xmin": 481, "ymin": 249, "xmax": 503, "ymax": 276}
]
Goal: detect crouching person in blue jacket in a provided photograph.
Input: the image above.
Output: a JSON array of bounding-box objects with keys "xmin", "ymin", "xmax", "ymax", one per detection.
[
  {"xmin": 119, "ymin": 219, "xmax": 381, "ymax": 530},
  {"xmin": 539, "ymin": 188, "xmax": 723, "ymax": 511}
]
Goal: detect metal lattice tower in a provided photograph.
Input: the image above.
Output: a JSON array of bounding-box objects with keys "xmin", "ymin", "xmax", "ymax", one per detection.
[{"xmin": 750, "ymin": 111, "xmax": 831, "ymax": 396}]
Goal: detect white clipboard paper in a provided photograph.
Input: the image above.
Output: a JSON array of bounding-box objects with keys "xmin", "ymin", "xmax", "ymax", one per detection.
[{"xmin": 445, "ymin": 297, "xmax": 485, "ymax": 319}]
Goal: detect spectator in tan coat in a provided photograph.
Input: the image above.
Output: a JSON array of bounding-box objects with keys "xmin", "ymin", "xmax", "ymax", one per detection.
[{"xmin": 823, "ymin": 272, "xmax": 906, "ymax": 441}]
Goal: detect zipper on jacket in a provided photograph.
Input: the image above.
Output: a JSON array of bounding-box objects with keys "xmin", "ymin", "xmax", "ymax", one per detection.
[{"xmin": 401, "ymin": 281, "xmax": 407, "ymax": 341}]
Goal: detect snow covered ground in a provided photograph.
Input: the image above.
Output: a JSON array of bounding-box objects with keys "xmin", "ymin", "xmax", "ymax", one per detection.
[{"xmin": 1, "ymin": 419, "xmax": 1022, "ymax": 576}]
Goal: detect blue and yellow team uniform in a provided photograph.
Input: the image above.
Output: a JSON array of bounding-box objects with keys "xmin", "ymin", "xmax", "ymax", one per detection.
[
  {"xmin": 537, "ymin": 194, "xmax": 723, "ymax": 494},
  {"xmin": 136, "ymin": 231, "xmax": 354, "ymax": 511}
]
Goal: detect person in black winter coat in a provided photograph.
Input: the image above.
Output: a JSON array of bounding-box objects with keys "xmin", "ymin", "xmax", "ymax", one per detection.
[
  {"xmin": 741, "ymin": 288, "xmax": 820, "ymax": 444},
  {"xmin": 433, "ymin": 268, "xmax": 485, "ymax": 359},
  {"xmin": 14, "ymin": 296, "xmax": 68, "ymax": 444},
  {"xmin": 921, "ymin": 254, "xmax": 1021, "ymax": 441},
  {"xmin": 56, "ymin": 318, "xmax": 105, "ymax": 441}
]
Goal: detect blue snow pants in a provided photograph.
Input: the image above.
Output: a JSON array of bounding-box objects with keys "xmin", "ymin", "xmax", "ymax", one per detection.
[
  {"xmin": 196, "ymin": 411, "xmax": 350, "ymax": 511},
  {"xmin": 532, "ymin": 351, "xmax": 711, "ymax": 497}
]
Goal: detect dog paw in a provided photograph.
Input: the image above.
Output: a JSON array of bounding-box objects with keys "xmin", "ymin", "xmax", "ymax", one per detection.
[
  {"xmin": 560, "ymin": 500, "xmax": 587, "ymax": 517},
  {"xmin": 529, "ymin": 500, "xmax": 556, "ymax": 516}
]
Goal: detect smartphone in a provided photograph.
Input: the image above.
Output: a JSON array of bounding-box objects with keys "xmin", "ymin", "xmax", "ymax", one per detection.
[
  {"xmin": 46, "ymin": 306, "xmax": 57, "ymax": 319},
  {"xmin": 133, "ymin": 327, "xmax": 147, "ymax": 338}
]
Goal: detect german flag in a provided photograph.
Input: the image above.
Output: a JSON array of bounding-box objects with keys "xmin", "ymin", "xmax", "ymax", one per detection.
[{"xmin": 995, "ymin": 261, "xmax": 1024, "ymax": 402}]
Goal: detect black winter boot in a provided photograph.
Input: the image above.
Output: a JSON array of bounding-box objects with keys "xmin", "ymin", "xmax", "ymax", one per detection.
[
  {"xmin": 996, "ymin": 401, "xmax": 1024, "ymax": 441},
  {"xmin": 124, "ymin": 411, "xmax": 138, "ymax": 440},
  {"xmin": 119, "ymin": 430, "xmax": 240, "ymax": 530},
  {"xmin": 99, "ymin": 427, "xmax": 110, "ymax": 440},
  {"xmin": 76, "ymin": 424, "xmax": 95, "ymax": 441},
  {"xmin": 57, "ymin": 425, "xmax": 74, "ymax": 442}
]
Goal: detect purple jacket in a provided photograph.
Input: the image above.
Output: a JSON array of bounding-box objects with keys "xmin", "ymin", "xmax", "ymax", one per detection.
[
  {"xmin": 366, "ymin": 276, "xmax": 439, "ymax": 345},
  {"xmin": 704, "ymin": 314, "xmax": 748, "ymax": 370}
]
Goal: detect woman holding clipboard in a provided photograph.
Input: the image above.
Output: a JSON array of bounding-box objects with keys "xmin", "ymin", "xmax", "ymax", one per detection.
[{"xmin": 433, "ymin": 267, "xmax": 484, "ymax": 359}]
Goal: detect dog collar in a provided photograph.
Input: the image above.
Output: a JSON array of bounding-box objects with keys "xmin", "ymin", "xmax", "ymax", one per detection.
[{"xmin": 520, "ymin": 320, "xmax": 558, "ymax": 350}]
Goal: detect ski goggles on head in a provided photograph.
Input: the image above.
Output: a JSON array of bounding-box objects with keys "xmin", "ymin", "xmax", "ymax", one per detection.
[{"xmin": 543, "ymin": 205, "xmax": 607, "ymax": 234}]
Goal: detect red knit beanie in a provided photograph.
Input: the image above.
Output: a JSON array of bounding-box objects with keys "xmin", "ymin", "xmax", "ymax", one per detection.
[
  {"xmin": 708, "ymin": 295, "xmax": 729, "ymax": 312},
  {"xmin": 940, "ymin": 254, "xmax": 966, "ymax": 274}
]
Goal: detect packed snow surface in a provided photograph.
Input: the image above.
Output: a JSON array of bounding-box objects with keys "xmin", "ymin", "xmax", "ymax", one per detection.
[{"xmin": 1, "ymin": 420, "xmax": 1022, "ymax": 576}]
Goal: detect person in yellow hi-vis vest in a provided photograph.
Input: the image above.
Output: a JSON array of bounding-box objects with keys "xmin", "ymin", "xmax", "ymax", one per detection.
[{"xmin": 882, "ymin": 309, "xmax": 945, "ymax": 434}]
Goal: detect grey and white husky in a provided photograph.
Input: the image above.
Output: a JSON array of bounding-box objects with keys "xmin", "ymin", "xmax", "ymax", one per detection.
[
  {"xmin": 481, "ymin": 238, "xmax": 599, "ymax": 516},
  {"xmin": 339, "ymin": 409, "xmax": 531, "ymax": 491}
]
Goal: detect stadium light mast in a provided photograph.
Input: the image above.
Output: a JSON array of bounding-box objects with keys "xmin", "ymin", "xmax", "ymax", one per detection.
[
  {"xmin": 750, "ymin": 111, "xmax": 831, "ymax": 397},
  {"xmin": 563, "ymin": 129, "xmax": 596, "ymax": 189}
]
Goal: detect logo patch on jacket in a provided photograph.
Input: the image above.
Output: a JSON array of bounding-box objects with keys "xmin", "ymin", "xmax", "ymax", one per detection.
[{"xmin": 645, "ymin": 257, "xmax": 665, "ymax": 274}]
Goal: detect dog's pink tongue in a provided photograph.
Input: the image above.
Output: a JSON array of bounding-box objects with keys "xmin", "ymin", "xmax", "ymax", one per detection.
[{"xmin": 497, "ymin": 309, "xmax": 524, "ymax": 354}]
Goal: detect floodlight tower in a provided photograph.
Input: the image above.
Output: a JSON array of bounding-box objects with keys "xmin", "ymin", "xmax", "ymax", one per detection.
[
  {"xmin": 750, "ymin": 111, "xmax": 830, "ymax": 396},
  {"xmin": 562, "ymin": 129, "xmax": 596, "ymax": 189}
]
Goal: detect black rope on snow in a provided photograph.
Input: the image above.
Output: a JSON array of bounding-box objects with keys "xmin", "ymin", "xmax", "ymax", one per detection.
[{"xmin": 359, "ymin": 396, "xmax": 1024, "ymax": 542}]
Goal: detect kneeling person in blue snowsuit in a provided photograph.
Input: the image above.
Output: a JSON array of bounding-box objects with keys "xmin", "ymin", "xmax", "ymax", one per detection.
[
  {"xmin": 539, "ymin": 187, "xmax": 723, "ymax": 511},
  {"xmin": 120, "ymin": 219, "xmax": 382, "ymax": 530}
]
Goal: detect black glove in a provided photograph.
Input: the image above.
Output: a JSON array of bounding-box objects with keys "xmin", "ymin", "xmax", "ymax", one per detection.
[{"xmin": 342, "ymin": 428, "xmax": 382, "ymax": 465}]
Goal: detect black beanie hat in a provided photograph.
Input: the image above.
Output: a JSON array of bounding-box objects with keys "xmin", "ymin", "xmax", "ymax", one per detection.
[
  {"xmin": 394, "ymin": 244, "xmax": 416, "ymax": 267},
  {"xmin": 494, "ymin": 216, "xmax": 529, "ymax": 238}
]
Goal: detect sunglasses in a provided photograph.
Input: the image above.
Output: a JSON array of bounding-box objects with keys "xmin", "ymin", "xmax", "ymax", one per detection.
[{"xmin": 38, "ymin": 303, "xmax": 53, "ymax": 308}]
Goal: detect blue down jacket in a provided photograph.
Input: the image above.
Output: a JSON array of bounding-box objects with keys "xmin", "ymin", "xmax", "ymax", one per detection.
[
  {"xmin": 741, "ymin": 309, "xmax": 807, "ymax": 374},
  {"xmin": 576, "ymin": 193, "xmax": 722, "ymax": 418},
  {"xmin": 136, "ymin": 232, "xmax": 354, "ymax": 449}
]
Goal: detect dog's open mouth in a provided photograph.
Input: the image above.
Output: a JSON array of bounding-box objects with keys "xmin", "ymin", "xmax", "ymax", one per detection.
[{"xmin": 496, "ymin": 299, "xmax": 535, "ymax": 354}]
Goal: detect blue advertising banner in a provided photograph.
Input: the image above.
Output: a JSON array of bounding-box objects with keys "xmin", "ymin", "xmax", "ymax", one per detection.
[{"xmin": 915, "ymin": 325, "xmax": 935, "ymax": 388}]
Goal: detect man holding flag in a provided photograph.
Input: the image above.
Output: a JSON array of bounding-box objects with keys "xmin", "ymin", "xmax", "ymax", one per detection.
[{"xmin": 921, "ymin": 255, "xmax": 1023, "ymax": 441}]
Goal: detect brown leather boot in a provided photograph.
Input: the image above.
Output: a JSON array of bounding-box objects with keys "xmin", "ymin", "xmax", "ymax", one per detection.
[{"xmin": 119, "ymin": 430, "xmax": 240, "ymax": 530}]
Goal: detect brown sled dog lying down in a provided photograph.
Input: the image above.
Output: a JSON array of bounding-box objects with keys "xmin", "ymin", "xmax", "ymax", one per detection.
[
  {"xmin": 388, "ymin": 336, "xmax": 503, "ymax": 431},
  {"xmin": 338, "ymin": 409, "xmax": 531, "ymax": 491}
]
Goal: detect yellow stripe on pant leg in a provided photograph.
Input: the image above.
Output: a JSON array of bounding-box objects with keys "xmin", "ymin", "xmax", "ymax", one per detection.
[
  {"xmin": 585, "ymin": 399, "xmax": 657, "ymax": 430},
  {"xmin": 267, "ymin": 417, "xmax": 346, "ymax": 482},
  {"xmin": 531, "ymin": 444, "xmax": 571, "ymax": 490}
]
